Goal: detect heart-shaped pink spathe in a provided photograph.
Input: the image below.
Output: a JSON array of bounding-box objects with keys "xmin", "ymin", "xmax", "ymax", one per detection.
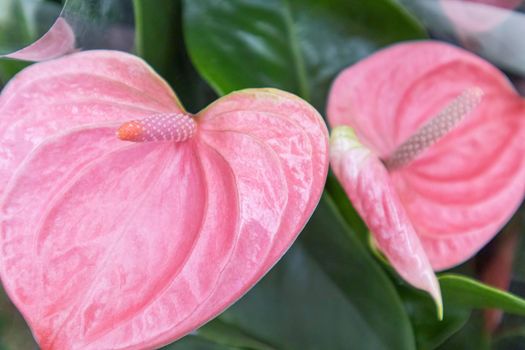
[
  {"xmin": 0, "ymin": 51, "xmax": 329, "ymax": 349},
  {"xmin": 328, "ymin": 41, "xmax": 525, "ymax": 309}
]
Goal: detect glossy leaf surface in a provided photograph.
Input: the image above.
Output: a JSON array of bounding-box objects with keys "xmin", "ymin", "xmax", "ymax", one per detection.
[
  {"xmin": 183, "ymin": 3, "xmax": 422, "ymax": 346},
  {"xmin": 207, "ymin": 196, "xmax": 416, "ymax": 350},
  {"xmin": 183, "ymin": 0, "xmax": 426, "ymax": 111},
  {"xmin": 400, "ymin": 285, "xmax": 470, "ymax": 350},
  {"xmin": 441, "ymin": 274, "xmax": 525, "ymax": 314},
  {"xmin": 164, "ymin": 336, "xmax": 241, "ymax": 350},
  {"xmin": 133, "ymin": 0, "xmax": 216, "ymax": 113},
  {"xmin": 0, "ymin": 50, "xmax": 328, "ymax": 349},
  {"xmin": 400, "ymin": 270, "xmax": 525, "ymax": 350},
  {"xmin": 436, "ymin": 313, "xmax": 490, "ymax": 350}
]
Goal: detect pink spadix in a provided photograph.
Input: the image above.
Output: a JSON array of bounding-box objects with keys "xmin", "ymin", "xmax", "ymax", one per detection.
[
  {"xmin": 117, "ymin": 113, "xmax": 197, "ymax": 143},
  {"xmin": 328, "ymin": 41, "xmax": 525, "ymax": 312},
  {"xmin": 0, "ymin": 51, "xmax": 328, "ymax": 349},
  {"xmin": 385, "ymin": 87, "xmax": 484, "ymax": 169}
]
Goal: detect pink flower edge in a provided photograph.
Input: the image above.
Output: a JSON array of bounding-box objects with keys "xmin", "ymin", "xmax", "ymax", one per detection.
[{"xmin": 0, "ymin": 50, "xmax": 329, "ymax": 349}]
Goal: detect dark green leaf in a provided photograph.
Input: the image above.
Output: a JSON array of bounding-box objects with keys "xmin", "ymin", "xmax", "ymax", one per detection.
[
  {"xmin": 440, "ymin": 274, "xmax": 525, "ymax": 315},
  {"xmin": 210, "ymin": 196, "xmax": 416, "ymax": 350},
  {"xmin": 0, "ymin": 59, "xmax": 30, "ymax": 88},
  {"xmin": 133, "ymin": 0, "xmax": 179, "ymax": 78},
  {"xmin": 183, "ymin": 2, "xmax": 421, "ymax": 345},
  {"xmin": 436, "ymin": 312, "xmax": 490, "ymax": 350},
  {"xmin": 197, "ymin": 319, "xmax": 275, "ymax": 350},
  {"xmin": 370, "ymin": 253, "xmax": 514, "ymax": 349},
  {"xmin": 395, "ymin": 271, "xmax": 525, "ymax": 349},
  {"xmin": 492, "ymin": 326, "xmax": 525, "ymax": 350},
  {"xmin": 399, "ymin": 284, "xmax": 470, "ymax": 350},
  {"xmin": 0, "ymin": 286, "xmax": 37, "ymax": 350},
  {"xmin": 325, "ymin": 172, "xmax": 367, "ymax": 241},
  {"xmin": 393, "ymin": 271, "xmax": 525, "ymax": 349},
  {"xmin": 183, "ymin": 0, "xmax": 426, "ymax": 111},
  {"xmin": 163, "ymin": 335, "xmax": 241, "ymax": 350},
  {"xmin": 133, "ymin": 0, "xmax": 216, "ymax": 112}
]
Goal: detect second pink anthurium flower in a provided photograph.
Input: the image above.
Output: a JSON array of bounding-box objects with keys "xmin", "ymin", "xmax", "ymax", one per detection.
[
  {"xmin": 328, "ymin": 41, "xmax": 525, "ymax": 312},
  {"xmin": 0, "ymin": 51, "xmax": 328, "ymax": 349}
]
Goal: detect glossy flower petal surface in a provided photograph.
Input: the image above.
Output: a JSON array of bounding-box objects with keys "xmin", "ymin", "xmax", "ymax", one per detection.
[
  {"xmin": 328, "ymin": 41, "xmax": 525, "ymax": 271},
  {"xmin": 0, "ymin": 51, "xmax": 328, "ymax": 349}
]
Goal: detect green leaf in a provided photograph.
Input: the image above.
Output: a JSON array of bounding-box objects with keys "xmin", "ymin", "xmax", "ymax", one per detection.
[
  {"xmin": 182, "ymin": 2, "xmax": 421, "ymax": 345},
  {"xmin": 436, "ymin": 312, "xmax": 490, "ymax": 350},
  {"xmin": 183, "ymin": 0, "xmax": 426, "ymax": 111},
  {"xmin": 182, "ymin": 3, "xmax": 425, "ymax": 347},
  {"xmin": 371, "ymin": 254, "xmax": 519, "ymax": 349},
  {"xmin": 0, "ymin": 286, "xmax": 38, "ymax": 350},
  {"xmin": 397, "ymin": 273, "xmax": 525, "ymax": 350},
  {"xmin": 440, "ymin": 274, "xmax": 525, "ymax": 315},
  {"xmin": 325, "ymin": 172, "xmax": 367, "ymax": 242},
  {"xmin": 197, "ymin": 319, "xmax": 276, "ymax": 350},
  {"xmin": 163, "ymin": 335, "xmax": 241, "ymax": 350},
  {"xmin": 0, "ymin": 59, "xmax": 30, "ymax": 88},
  {"xmin": 492, "ymin": 325, "xmax": 525, "ymax": 350},
  {"xmin": 399, "ymin": 284, "xmax": 470, "ymax": 350},
  {"xmin": 133, "ymin": 0, "xmax": 216, "ymax": 112},
  {"xmin": 493, "ymin": 335, "xmax": 525, "ymax": 350},
  {"xmin": 166, "ymin": 316, "xmax": 276, "ymax": 349},
  {"xmin": 133, "ymin": 0, "xmax": 179, "ymax": 78},
  {"xmin": 208, "ymin": 195, "xmax": 416, "ymax": 350}
]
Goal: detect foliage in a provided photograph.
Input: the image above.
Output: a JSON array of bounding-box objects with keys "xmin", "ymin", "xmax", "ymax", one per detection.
[{"xmin": 1, "ymin": 0, "xmax": 525, "ymax": 349}]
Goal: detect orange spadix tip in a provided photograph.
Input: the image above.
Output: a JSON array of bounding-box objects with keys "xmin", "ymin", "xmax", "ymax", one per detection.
[{"xmin": 117, "ymin": 121, "xmax": 143, "ymax": 142}]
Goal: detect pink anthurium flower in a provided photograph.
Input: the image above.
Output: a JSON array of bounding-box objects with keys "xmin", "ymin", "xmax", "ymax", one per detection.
[
  {"xmin": 328, "ymin": 41, "xmax": 525, "ymax": 313},
  {"xmin": 0, "ymin": 50, "xmax": 328, "ymax": 349}
]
